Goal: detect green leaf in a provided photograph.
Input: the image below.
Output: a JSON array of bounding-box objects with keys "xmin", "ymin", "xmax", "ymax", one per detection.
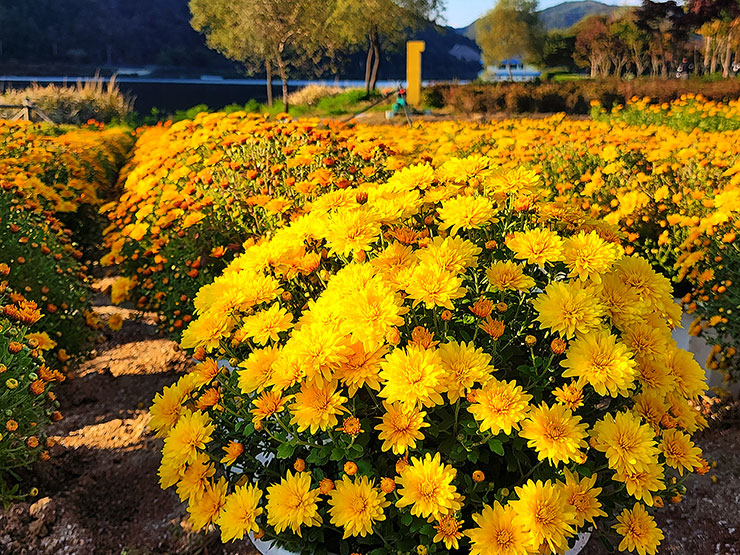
[
  {"xmin": 488, "ymin": 438, "xmax": 505, "ymax": 456},
  {"xmin": 467, "ymin": 449, "xmax": 479, "ymax": 463},
  {"xmin": 330, "ymin": 446, "xmax": 345, "ymax": 461},
  {"xmin": 276, "ymin": 442, "xmax": 296, "ymax": 459},
  {"xmin": 348, "ymin": 444, "xmax": 364, "ymax": 458}
]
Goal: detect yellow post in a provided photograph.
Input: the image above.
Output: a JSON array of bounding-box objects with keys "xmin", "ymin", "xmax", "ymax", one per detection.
[{"xmin": 406, "ymin": 40, "xmax": 425, "ymax": 107}]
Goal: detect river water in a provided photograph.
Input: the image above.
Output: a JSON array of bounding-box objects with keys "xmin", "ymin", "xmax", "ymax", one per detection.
[{"xmin": 0, "ymin": 76, "xmax": 409, "ymax": 113}]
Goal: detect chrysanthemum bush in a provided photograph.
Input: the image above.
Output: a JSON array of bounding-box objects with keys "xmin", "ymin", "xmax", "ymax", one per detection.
[
  {"xmin": 0, "ymin": 267, "xmax": 64, "ymax": 502},
  {"xmin": 362, "ymin": 117, "xmax": 740, "ymax": 382},
  {"xmin": 152, "ymin": 160, "xmax": 709, "ymax": 555},
  {"xmin": 101, "ymin": 113, "xmax": 394, "ymax": 335},
  {"xmin": 0, "ymin": 120, "xmax": 133, "ymax": 365},
  {"xmin": 591, "ymin": 94, "xmax": 740, "ymax": 133}
]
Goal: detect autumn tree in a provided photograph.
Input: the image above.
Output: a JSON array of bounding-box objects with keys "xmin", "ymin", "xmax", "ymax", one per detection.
[
  {"xmin": 189, "ymin": 0, "xmax": 334, "ymax": 110},
  {"xmin": 612, "ymin": 11, "xmax": 650, "ymax": 76},
  {"xmin": 574, "ymin": 15, "xmax": 612, "ymax": 77},
  {"xmin": 329, "ymin": 0, "xmax": 441, "ymax": 94},
  {"xmin": 689, "ymin": 0, "xmax": 740, "ymax": 76},
  {"xmin": 636, "ymin": 0, "xmax": 689, "ymax": 77},
  {"xmin": 476, "ymin": 0, "xmax": 543, "ymax": 80}
]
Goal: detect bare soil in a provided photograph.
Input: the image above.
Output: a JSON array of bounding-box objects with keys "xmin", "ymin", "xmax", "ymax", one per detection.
[{"xmin": 0, "ymin": 283, "xmax": 738, "ymax": 555}]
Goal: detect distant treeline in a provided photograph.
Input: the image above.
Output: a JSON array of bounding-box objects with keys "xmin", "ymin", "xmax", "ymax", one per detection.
[{"xmin": 0, "ymin": 0, "xmax": 481, "ymax": 81}]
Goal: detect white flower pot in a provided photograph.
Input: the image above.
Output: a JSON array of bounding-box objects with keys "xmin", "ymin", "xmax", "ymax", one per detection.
[
  {"xmin": 249, "ymin": 531, "xmax": 591, "ymax": 555},
  {"xmin": 672, "ymin": 303, "xmax": 740, "ymax": 397}
]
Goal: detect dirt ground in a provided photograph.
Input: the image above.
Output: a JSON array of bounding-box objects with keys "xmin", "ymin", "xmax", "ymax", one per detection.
[{"xmin": 0, "ymin": 285, "xmax": 739, "ymax": 555}]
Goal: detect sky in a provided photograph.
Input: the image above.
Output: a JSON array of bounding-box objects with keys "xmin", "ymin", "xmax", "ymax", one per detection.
[{"xmin": 444, "ymin": 0, "xmax": 642, "ymax": 28}]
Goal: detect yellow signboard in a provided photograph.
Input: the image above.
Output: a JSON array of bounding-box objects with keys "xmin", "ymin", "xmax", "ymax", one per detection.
[{"xmin": 406, "ymin": 41, "xmax": 425, "ymax": 107}]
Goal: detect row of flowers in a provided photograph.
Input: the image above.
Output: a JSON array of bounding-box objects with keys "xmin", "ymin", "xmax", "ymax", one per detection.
[
  {"xmin": 0, "ymin": 120, "xmax": 133, "ymax": 366},
  {"xmin": 0, "ymin": 266, "xmax": 64, "ymax": 502},
  {"xmin": 151, "ymin": 152, "xmax": 708, "ymax": 554},
  {"xmin": 101, "ymin": 114, "xmax": 395, "ymax": 335},
  {"xmin": 591, "ymin": 94, "xmax": 740, "ymax": 133}
]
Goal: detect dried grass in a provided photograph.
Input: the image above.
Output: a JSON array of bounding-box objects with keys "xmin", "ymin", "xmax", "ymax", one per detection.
[
  {"xmin": 0, "ymin": 75, "xmax": 134, "ymax": 124},
  {"xmin": 287, "ymin": 84, "xmax": 352, "ymax": 106}
]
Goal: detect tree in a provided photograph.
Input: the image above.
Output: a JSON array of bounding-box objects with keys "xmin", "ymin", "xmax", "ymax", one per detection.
[
  {"xmin": 542, "ymin": 31, "xmax": 577, "ymax": 71},
  {"xmin": 574, "ymin": 15, "xmax": 612, "ymax": 77},
  {"xmin": 190, "ymin": 0, "xmax": 273, "ymax": 104},
  {"xmin": 476, "ymin": 0, "xmax": 543, "ymax": 80},
  {"xmin": 636, "ymin": 0, "xmax": 690, "ymax": 77},
  {"xmin": 329, "ymin": 0, "xmax": 441, "ymax": 94},
  {"xmin": 190, "ymin": 0, "xmax": 334, "ymax": 110},
  {"xmin": 689, "ymin": 0, "xmax": 740, "ymax": 76},
  {"xmin": 612, "ymin": 10, "xmax": 650, "ymax": 76}
]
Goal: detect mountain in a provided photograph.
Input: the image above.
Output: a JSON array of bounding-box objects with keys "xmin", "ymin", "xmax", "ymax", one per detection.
[
  {"xmin": 539, "ymin": 1, "xmax": 621, "ymax": 30},
  {"xmin": 456, "ymin": 1, "xmax": 622, "ymax": 39}
]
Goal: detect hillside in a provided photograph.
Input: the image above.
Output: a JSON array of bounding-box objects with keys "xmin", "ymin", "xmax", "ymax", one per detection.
[
  {"xmin": 540, "ymin": 1, "xmax": 620, "ymax": 30},
  {"xmin": 457, "ymin": 0, "xmax": 621, "ymax": 39}
]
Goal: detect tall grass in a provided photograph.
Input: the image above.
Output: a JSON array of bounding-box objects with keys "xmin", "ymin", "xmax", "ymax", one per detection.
[{"xmin": 0, "ymin": 75, "xmax": 134, "ymax": 124}]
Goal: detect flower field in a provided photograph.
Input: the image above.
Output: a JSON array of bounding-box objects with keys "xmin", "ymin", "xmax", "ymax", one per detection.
[
  {"xmin": 0, "ymin": 120, "xmax": 133, "ymax": 500},
  {"xmin": 2, "ymin": 97, "xmax": 740, "ymax": 554}
]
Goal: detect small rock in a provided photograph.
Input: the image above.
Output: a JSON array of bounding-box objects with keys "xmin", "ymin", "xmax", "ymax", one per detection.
[{"xmin": 27, "ymin": 518, "xmax": 48, "ymax": 537}]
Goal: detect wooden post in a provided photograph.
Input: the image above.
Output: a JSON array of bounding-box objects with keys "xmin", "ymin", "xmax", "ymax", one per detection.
[{"xmin": 406, "ymin": 41, "xmax": 425, "ymax": 107}]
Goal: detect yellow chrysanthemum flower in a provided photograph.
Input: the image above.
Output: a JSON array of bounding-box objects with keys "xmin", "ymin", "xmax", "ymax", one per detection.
[
  {"xmin": 632, "ymin": 390, "xmax": 669, "ymax": 430},
  {"xmin": 659, "ymin": 428, "xmax": 703, "ymax": 476},
  {"xmin": 375, "ymin": 401, "xmax": 429, "ymax": 454},
  {"xmin": 217, "ymin": 483, "xmax": 263, "ymax": 542},
  {"xmin": 433, "ymin": 515, "xmax": 464, "ymax": 550},
  {"xmin": 266, "ymin": 471, "xmax": 322, "ymax": 537},
  {"xmin": 562, "ymin": 230, "xmax": 621, "ymax": 283},
  {"xmin": 614, "ymin": 459, "xmax": 665, "ymax": 506},
  {"xmin": 404, "ymin": 262, "xmax": 467, "ymax": 310},
  {"xmin": 506, "ymin": 228, "xmax": 565, "ymax": 266},
  {"xmin": 486, "ymin": 261, "xmax": 536, "ymax": 292},
  {"xmin": 560, "ymin": 328, "xmax": 636, "ymax": 397},
  {"xmin": 438, "ymin": 340, "xmax": 494, "ymax": 402},
  {"xmin": 560, "ymin": 469, "xmax": 607, "ymax": 527},
  {"xmin": 289, "ymin": 380, "xmax": 347, "ymax": 434},
  {"xmin": 161, "ymin": 409, "xmax": 215, "ymax": 466},
  {"xmin": 187, "ymin": 477, "xmax": 228, "ymax": 532},
  {"xmin": 591, "ymin": 412, "xmax": 659, "ymax": 473},
  {"xmin": 437, "ymin": 194, "xmax": 495, "ymax": 235},
  {"xmin": 415, "ymin": 235, "xmax": 481, "ymax": 275},
  {"xmin": 466, "ymin": 501, "xmax": 532, "ymax": 555},
  {"xmin": 176, "ymin": 452, "xmax": 215, "ymax": 502},
  {"xmin": 289, "ymin": 323, "xmax": 354, "ymax": 384},
  {"xmin": 149, "ymin": 380, "xmax": 188, "ymax": 437},
  {"xmin": 663, "ymin": 345, "xmax": 707, "ymax": 399},
  {"xmin": 395, "ymin": 452, "xmax": 458, "ymax": 519},
  {"xmin": 519, "ymin": 402, "xmax": 589, "ymax": 466},
  {"xmin": 468, "ymin": 378, "xmax": 532, "ymax": 435},
  {"xmin": 379, "ymin": 345, "xmax": 446, "ymax": 408},
  {"xmin": 510, "ymin": 479, "xmax": 577, "ymax": 553},
  {"xmin": 334, "ymin": 342, "xmax": 386, "ymax": 395},
  {"xmin": 532, "ymin": 281, "xmax": 604, "ymax": 339},
  {"xmin": 252, "ymin": 389, "xmax": 288, "ymax": 424},
  {"xmin": 238, "ymin": 346, "xmax": 280, "ymax": 394},
  {"xmin": 614, "ymin": 503, "xmax": 664, "ymax": 555},
  {"xmin": 597, "ymin": 272, "xmax": 644, "ymax": 329},
  {"xmin": 342, "ymin": 277, "xmax": 407, "ymax": 348},
  {"xmin": 328, "ymin": 476, "xmax": 389, "ymax": 538},
  {"xmin": 326, "ymin": 207, "xmax": 381, "ymax": 257},
  {"xmin": 238, "ymin": 303, "xmax": 293, "ymax": 345}
]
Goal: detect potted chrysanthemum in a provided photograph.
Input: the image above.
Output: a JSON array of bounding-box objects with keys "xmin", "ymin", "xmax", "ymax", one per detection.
[{"xmin": 151, "ymin": 158, "xmax": 708, "ymax": 555}]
